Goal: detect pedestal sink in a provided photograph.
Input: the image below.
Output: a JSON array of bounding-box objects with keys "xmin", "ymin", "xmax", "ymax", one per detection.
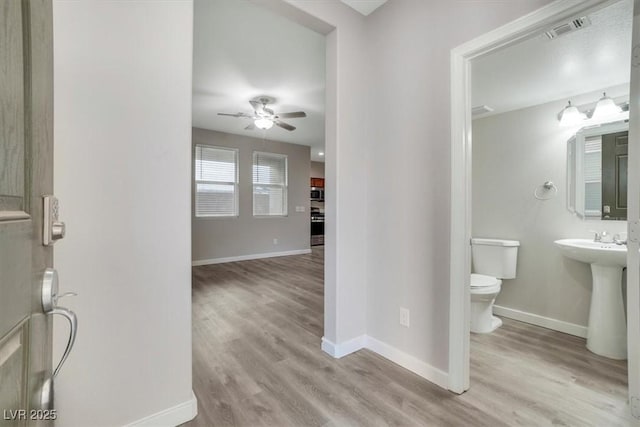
[{"xmin": 554, "ymin": 239, "xmax": 627, "ymax": 359}]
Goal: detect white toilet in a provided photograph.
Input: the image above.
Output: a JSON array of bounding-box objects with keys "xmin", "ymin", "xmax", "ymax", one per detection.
[{"xmin": 470, "ymin": 238, "xmax": 520, "ymax": 333}]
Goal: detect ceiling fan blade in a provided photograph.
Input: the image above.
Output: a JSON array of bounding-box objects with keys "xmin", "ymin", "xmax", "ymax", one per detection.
[
  {"xmin": 249, "ymin": 100, "xmax": 265, "ymax": 115},
  {"xmin": 218, "ymin": 112, "xmax": 254, "ymax": 118},
  {"xmin": 276, "ymin": 111, "xmax": 306, "ymax": 119},
  {"xmin": 275, "ymin": 120, "xmax": 296, "ymax": 131},
  {"xmin": 245, "ymin": 122, "xmax": 256, "ymax": 130}
]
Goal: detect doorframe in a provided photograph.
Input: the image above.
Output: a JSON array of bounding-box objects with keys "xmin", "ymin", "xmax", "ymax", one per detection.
[
  {"xmin": 626, "ymin": 0, "xmax": 640, "ymax": 419},
  {"xmin": 448, "ymin": 0, "xmax": 630, "ymax": 395}
]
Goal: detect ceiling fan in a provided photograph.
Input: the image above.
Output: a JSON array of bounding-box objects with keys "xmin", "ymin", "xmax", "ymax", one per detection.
[{"xmin": 217, "ymin": 96, "xmax": 306, "ymax": 131}]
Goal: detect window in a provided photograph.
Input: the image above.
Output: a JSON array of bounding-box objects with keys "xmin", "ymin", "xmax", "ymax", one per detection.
[
  {"xmin": 195, "ymin": 145, "xmax": 238, "ymax": 217},
  {"xmin": 253, "ymin": 152, "xmax": 287, "ymax": 216},
  {"xmin": 583, "ymin": 136, "xmax": 602, "ymax": 217}
]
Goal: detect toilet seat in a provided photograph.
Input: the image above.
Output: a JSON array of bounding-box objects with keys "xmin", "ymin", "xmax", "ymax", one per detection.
[
  {"xmin": 470, "ymin": 273, "xmax": 501, "ymax": 294},
  {"xmin": 470, "ymin": 273, "xmax": 499, "ymax": 287}
]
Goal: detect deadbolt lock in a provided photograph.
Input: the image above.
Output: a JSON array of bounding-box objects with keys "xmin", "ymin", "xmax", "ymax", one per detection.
[{"xmin": 43, "ymin": 195, "xmax": 66, "ymax": 246}]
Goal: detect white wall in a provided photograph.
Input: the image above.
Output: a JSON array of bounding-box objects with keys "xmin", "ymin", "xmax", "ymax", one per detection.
[
  {"xmin": 362, "ymin": 0, "xmax": 554, "ymax": 373},
  {"xmin": 473, "ymin": 88, "xmax": 628, "ymax": 328},
  {"xmin": 192, "ymin": 128, "xmax": 311, "ymax": 262},
  {"xmin": 311, "ymin": 161, "xmax": 325, "ymax": 178},
  {"xmin": 53, "ymin": 1, "xmax": 195, "ymax": 426}
]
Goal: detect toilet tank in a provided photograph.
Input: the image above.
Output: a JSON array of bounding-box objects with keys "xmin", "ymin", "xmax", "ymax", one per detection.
[{"xmin": 471, "ymin": 238, "xmax": 520, "ymax": 279}]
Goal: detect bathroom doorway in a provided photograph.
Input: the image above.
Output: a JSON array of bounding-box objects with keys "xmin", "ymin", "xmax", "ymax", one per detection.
[{"xmin": 449, "ymin": 0, "xmax": 640, "ymax": 422}]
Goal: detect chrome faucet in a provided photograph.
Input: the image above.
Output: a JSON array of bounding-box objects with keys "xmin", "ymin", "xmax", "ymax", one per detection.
[
  {"xmin": 613, "ymin": 234, "xmax": 627, "ymax": 245},
  {"xmin": 590, "ymin": 230, "xmax": 615, "ymax": 243}
]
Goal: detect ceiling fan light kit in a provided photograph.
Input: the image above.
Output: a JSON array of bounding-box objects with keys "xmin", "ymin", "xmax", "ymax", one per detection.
[
  {"xmin": 218, "ymin": 96, "xmax": 307, "ymax": 132},
  {"xmin": 254, "ymin": 118, "xmax": 274, "ymax": 130}
]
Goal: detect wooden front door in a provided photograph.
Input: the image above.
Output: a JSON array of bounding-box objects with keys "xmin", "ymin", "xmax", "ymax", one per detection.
[{"xmin": 0, "ymin": 0, "xmax": 54, "ymax": 424}]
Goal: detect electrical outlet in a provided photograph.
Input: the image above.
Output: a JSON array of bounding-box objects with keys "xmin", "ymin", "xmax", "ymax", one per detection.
[
  {"xmin": 400, "ymin": 307, "xmax": 410, "ymax": 327},
  {"xmin": 273, "ymin": 238, "xmax": 278, "ymax": 245}
]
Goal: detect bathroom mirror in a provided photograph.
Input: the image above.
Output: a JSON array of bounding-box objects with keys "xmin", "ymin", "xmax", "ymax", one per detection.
[{"xmin": 567, "ymin": 121, "xmax": 628, "ymax": 220}]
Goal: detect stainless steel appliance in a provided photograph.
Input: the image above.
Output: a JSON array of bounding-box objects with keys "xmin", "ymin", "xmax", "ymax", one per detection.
[
  {"xmin": 310, "ymin": 187, "xmax": 324, "ymax": 201},
  {"xmin": 311, "ymin": 211, "xmax": 324, "ymax": 246}
]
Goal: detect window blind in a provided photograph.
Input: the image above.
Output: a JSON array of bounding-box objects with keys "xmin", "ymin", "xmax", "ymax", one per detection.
[
  {"xmin": 253, "ymin": 152, "xmax": 287, "ymax": 216},
  {"xmin": 584, "ymin": 136, "xmax": 602, "ymax": 215},
  {"xmin": 195, "ymin": 145, "xmax": 238, "ymax": 217}
]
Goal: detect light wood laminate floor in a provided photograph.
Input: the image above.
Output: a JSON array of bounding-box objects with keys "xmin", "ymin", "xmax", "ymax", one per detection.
[{"xmin": 185, "ymin": 248, "xmax": 631, "ymax": 426}]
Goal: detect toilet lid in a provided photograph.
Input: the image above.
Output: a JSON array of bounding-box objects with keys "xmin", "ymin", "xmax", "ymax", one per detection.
[{"xmin": 470, "ymin": 273, "xmax": 500, "ymax": 288}]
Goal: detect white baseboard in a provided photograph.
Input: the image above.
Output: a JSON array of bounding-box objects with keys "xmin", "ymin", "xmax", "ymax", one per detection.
[
  {"xmin": 124, "ymin": 391, "xmax": 198, "ymax": 427},
  {"xmin": 321, "ymin": 335, "xmax": 366, "ymax": 358},
  {"xmin": 365, "ymin": 336, "xmax": 449, "ymax": 389},
  {"xmin": 493, "ymin": 305, "xmax": 588, "ymax": 338},
  {"xmin": 192, "ymin": 249, "xmax": 312, "ymax": 266},
  {"xmin": 321, "ymin": 335, "xmax": 449, "ymax": 390}
]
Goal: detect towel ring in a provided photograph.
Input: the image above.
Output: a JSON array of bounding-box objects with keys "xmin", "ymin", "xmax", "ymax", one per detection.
[{"xmin": 534, "ymin": 181, "xmax": 557, "ymax": 201}]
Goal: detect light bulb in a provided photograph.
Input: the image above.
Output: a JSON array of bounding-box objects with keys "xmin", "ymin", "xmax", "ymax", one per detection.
[
  {"xmin": 254, "ymin": 118, "xmax": 274, "ymax": 130},
  {"xmin": 559, "ymin": 101, "xmax": 585, "ymax": 127},
  {"xmin": 591, "ymin": 92, "xmax": 622, "ymax": 121}
]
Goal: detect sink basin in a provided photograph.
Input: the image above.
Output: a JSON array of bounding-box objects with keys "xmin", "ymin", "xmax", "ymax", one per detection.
[
  {"xmin": 554, "ymin": 238, "xmax": 627, "ymax": 360},
  {"xmin": 554, "ymin": 238, "xmax": 626, "ymax": 267}
]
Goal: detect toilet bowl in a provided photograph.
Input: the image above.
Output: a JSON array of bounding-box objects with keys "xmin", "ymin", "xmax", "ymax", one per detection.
[
  {"xmin": 470, "ymin": 238, "xmax": 520, "ymax": 334},
  {"xmin": 470, "ymin": 273, "xmax": 503, "ymax": 333}
]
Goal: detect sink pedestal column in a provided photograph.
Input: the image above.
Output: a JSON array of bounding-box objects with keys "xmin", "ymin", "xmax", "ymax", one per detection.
[{"xmin": 587, "ymin": 264, "xmax": 627, "ymax": 359}]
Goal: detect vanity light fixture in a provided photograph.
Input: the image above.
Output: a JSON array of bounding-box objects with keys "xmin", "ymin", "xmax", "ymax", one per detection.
[
  {"xmin": 557, "ymin": 94, "xmax": 628, "ymax": 127},
  {"xmin": 254, "ymin": 118, "xmax": 274, "ymax": 130},
  {"xmin": 559, "ymin": 101, "xmax": 586, "ymax": 127},
  {"xmin": 591, "ymin": 92, "xmax": 622, "ymax": 121}
]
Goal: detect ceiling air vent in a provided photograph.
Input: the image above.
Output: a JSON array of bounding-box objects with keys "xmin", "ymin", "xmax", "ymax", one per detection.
[
  {"xmin": 545, "ymin": 16, "xmax": 591, "ymax": 40},
  {"xmin": 472, "ymin": 105, "xmax": 494, "ymax": 116}
]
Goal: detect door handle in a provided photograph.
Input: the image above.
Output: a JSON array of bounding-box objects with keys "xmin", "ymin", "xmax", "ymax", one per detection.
[
  {"xmin": 49, "ymin": 307, "xmax": 77, "ymax": 377},
  {"xmin": 41, "ymin": 268, "xmax": 78, "ymax": 377}
]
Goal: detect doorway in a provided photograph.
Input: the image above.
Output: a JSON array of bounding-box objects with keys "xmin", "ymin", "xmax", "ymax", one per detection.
[{"xmin": 449, "ymin": 0, "xmax": 640, "ymax": 422}]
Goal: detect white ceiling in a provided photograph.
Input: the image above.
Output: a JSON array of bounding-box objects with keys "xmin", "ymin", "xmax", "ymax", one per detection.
[
  {"xmin": 340, "ymin": 0, "xmax": 388, "ymax": 16},
  {"xmin": 472, "ymin": 0, "xmax": 633, "ymax": 117},
  {"xmin": 192, "ymin": 0, "xmax": 326, "ymax": 161}
]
